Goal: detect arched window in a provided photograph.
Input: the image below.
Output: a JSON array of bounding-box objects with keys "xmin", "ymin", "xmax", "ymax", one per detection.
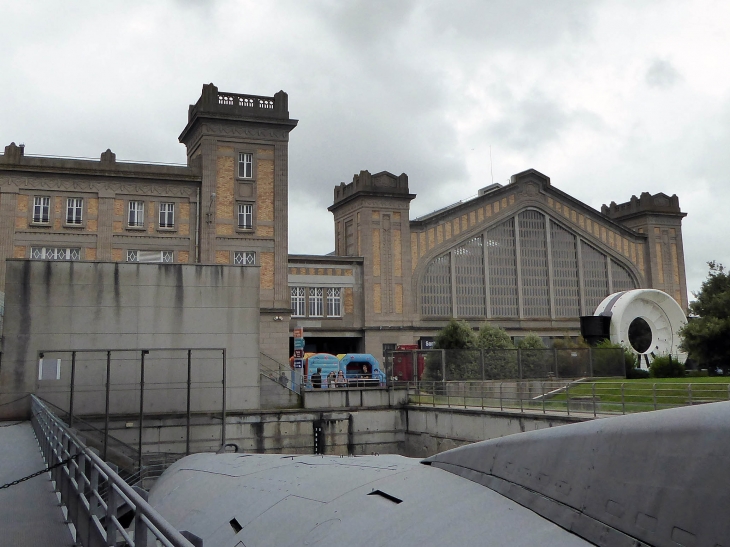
[
  {"xmin": 420, "ymin": 210, "xmax": 638, "ymax": 318},
  {"xmin": 421, "ymin": 254, "xmax": 452, "ymax": 316}
]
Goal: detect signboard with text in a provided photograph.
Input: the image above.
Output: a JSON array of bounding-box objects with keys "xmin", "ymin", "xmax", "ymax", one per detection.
[
  {"xmin": 294, "ymin": 349, "xmax": 304, "ymax": 359},
  {"xmin": 293, "ymin": 358, "xmax": 304, "ymax": 369}
]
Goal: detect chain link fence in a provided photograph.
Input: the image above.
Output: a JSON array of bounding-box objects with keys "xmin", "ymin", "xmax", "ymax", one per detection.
[{"xmin": 385, "ymin": 347, "xmax": 625, "ymax": 382}]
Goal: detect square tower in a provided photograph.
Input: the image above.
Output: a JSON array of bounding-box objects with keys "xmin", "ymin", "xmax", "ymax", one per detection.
[{"xmin": 179, "ymin": 84, "xmax": 297, "ymax": 364}]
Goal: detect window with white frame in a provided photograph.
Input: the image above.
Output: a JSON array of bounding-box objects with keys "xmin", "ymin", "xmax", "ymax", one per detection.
[
  {"xmin": 291, "ymin": 287, "xmax": 306, "ymax": 317},
  {"xmin": 238, "ymin": 203, "xmax": 253, "ymax": 230},
  {"xmin": 238, "ymin": 152, "xmax": 253, "ymax": 178},
  {"xmin": 309, "ymin": 287, "xmax": 323, "ymax": 317},
  {"xmin": 327, "ymin": 287, "xmax": 342, "ymax": 317},
  {"xmin": 159, "ymin": 202, "xmax": 174, "ymax": 228},
  {"xmin": 30, "ymin": 247, "xmax": 81, "ymax": 261},
  {"xmin": 126, "ymin": 250, "xmax": 174, "ymax": 263},
  {"xmin": 233, "ymin": 251, "xmax": 256, "ymax": 265},
  {"xmin": 128, "ymin": 201, "xmax": 145, "ymax": 227},
  {"xmin": 66, "ymin": 198, "xmax": 83, "ymax": 225},
  {"xmin": 33, "ymin": 196, "xmax": 51, "ymax": 223}
]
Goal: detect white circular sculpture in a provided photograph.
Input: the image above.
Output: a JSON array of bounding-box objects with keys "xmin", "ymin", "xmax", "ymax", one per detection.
[{"xmin": 594, "ymin": 289, "xmax": 687, "ymax": 368}]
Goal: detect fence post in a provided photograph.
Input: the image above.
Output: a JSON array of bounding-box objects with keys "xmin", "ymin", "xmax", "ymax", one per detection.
[
  {"xmin": 103, "ymin": 350, "xmax": 111, "ymax": 461},
  {"xmin": 186, "ymin": 349, "xmax": 192, "ymax": 455},
  {"xmin": 519, "ymin": 382, "xmax": 523, "ymax": 413},
  {"xmin": 588, "ymin": 347, "xmax": 593, "ymax": 378},
  {"xmin": 653, "ymin": 383, "xmax": 657, "ymax": 410},
  {"xmin": 592, "ymin": 382, "xmax": 597, "ymax": 417},
  {"xmin": 69, "ymin": 351, "xmax": 76, "ymax": 427},
  {"xmin": 566, "ymin": 383, "xmax": 570, "ymax": 416},
  {"xmin": 134, "ymin": 488, "xmax": 149, "ymax": 547},
  {"xmin": 222, "ymin": 348, "xmax": 227, "ymax": 447},
  {"xmin": 688, "ymin": 384, "xmax": 693, "ymax": 406},
  {"xmin": 480, "ymin": 349, "xmax": 485, "ymax": 382},
  {"xmin": 138, "ymin": 350, "xmax": 147, "ymax": 470},
  {"xmin": 499, "ymin": 382, "xmax": 503, "ymax": 411},
  {"xmin": 432, "ymin": 382, "xmax": 436, "ymax": 407},
  {"xmin": 542, "ymin": 382, "xmax": 546, "ymax": 414},
  {"xmin": 440, "ymin": 349, "xmax": 446, "ymax": 382},
  {"xmin": 621, "ymin": 383, "xmax": 625, "ymax": 414},
  {"xmin": 105, "ymin": 470, "xmax": 119, "ymax": 546},
  {"xmin": 517, "ymin": 349, "xmax": 523, "ymax": 380},
  {"xmin": 554, "ymin": 349, "xmax": 559, "ymax": 379}
]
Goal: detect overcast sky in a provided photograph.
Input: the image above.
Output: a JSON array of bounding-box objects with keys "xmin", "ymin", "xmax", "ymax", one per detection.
[{"xmin": 2, "ymin": 0, "xmax": 729, "ymax": 302}]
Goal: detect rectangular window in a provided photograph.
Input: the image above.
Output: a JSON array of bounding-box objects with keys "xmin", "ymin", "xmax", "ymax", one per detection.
[
  {"xmin": 159, "ymin": 202, "xmax": 175, "ymax": 228},
  {"xmin": 309, "ymin": 287, "xmax": 323, "ymax": 317},
  {"xmin": 66, "ymin": 198, "xmax": 83, "ymax": 225},
  {"xmin": 238, "ymin": 203, "xmax": 253, "ymax": 229},
  {"xmin": 327, "ymin": 287, "xmax": 342, "ymax": 317},
  {"xmin": 238, "ymin": 152, "xmax": 253, "ymax": 179},
  {"xmin": 128, "ymin": 201, "xmax": 145, "ymax": 227},
  {"xmin": 30, "ymin": 247, "xmax": 81, "ymax": 261},
  {"xmin": 33, "ymin": 196, "xmax": 50, "ymax": 223},
  {"xmin": 291, "ymin": 287, "xmax": 306, "ymax": 317},
  {"xmin": 233, "ymin": 251, "xmax": 256, "ymax": 265},
  {"xmin": 126, "ymin": 250, "xmax": 173, "ymax": 263}
]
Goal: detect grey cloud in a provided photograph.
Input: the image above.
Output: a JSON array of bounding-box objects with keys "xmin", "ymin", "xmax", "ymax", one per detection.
[
  {"xmin": 488, "ymin": 91, "xmax": 603, "ymax": 152},
  {"xmin": 645, "ymin": 58, "xmax": 682, "ymax": 89}
]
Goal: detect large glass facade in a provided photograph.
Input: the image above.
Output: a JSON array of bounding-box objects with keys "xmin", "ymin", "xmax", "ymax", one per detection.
[{"xmin": 420, "ymin": 209, "xmax": 638, "ymax": 318}]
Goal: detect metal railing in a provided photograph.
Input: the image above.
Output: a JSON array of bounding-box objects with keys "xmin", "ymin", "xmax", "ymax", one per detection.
[
  {"xmin": 260, "ymin": 352, "xmax": 302, "ymax": 395},
  {"xmin": 31, "ymin": 395, "xmax": 201, "ymax": 547},
  {"xmin": 402, "ymin": 380, "xmax": 730, "ymax": 416},
  {"xmin": 385, "ymin": 347, "xmax": 626, "ymax": 383}
]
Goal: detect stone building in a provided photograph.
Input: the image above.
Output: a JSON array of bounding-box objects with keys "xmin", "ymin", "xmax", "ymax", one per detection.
[
  {"xmin": 0, "ymin": 83, "xmax": 296, "ymax": 367},
  {"xmin": 292, "ymin": 168, "xmax": 688, "ymax": 360},
  {"xmin": 0, "ymin": 83, "xmax": 688, "ymax": 384}
]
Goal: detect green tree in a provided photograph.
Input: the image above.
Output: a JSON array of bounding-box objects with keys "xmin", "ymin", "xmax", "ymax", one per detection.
[
  {"xmin": 425, "ymin": 319, "xmax": 478, "ymax": 381},
  {"xmin": 516, "ymin": 333, "xmax": 549, "ymax": 378},
  {"xmin": 679, "ymin": 261, "xmax": 730, "ymax": 372},
  {"xmin": 593, "ymin": 339, "xmax": 645, "ymax": 378},
  {"xmin": 477, "ymin": 323, "xmax": 517, "ymax": 379}
]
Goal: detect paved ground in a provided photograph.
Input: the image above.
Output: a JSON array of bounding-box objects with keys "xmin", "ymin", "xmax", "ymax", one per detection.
[{"xmin": 0, "ymin": 421, "xmax": 74, "ymax": 546}]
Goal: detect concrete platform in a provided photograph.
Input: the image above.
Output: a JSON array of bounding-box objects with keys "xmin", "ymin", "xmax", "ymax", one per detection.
[{"xmin": 0, "ymin": 421, "xmax": 74, "ymax": 546}]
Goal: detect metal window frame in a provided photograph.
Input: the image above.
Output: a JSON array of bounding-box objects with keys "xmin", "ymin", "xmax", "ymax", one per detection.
[
  {"xmin": 327, "ymin": 287, "xmax": 342, "ymax": 317},
  {"xmin": 159, "ymin": 202, "xmax": 175, "ymax": 228},
  {"xmin": 309, "ymin": 287, "xmax": 324, "ymax": 317},
  {"xmin": 128, "ymin": 200, "xmax": 145, "ymax": 227},
  {"xmin": 66, "ymin": 197, "xmax": 84, "ymax": 225},
  {"xmin": 238, "ymin": 152, "xmax": 253, "ymax": 179},
  {"xmin": 237, "ymin": 203, "xmax": 253, "ymax": 229},
  {"xmin": 33, "ymin": 195, "xmax": 51, "ymax": 223},
  {"xmin": 291, "ymin": 286, "xmax": 306, "ymax": 317}
]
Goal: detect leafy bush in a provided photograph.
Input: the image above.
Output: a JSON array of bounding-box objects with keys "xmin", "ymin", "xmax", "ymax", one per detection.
[
  {"xmin": 478, "ymin": 323, "xmax": 517, "ymax": 379},
  {"xmin": 649, "ymin": 355, "xmax": 686, "ymax": 378},
  {"xmin": 425, "ymin": 319, "xmax": 478, "ymax": 381},
  {"xmin": 627, "ymin": 367, "xmax": 650, "ymax": 379}
]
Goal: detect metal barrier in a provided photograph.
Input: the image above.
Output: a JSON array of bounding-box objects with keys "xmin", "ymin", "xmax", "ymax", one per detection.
[
  {"xmin": 31, "ymin": 395, "xmax": 201, "ymax": 547},
  {"xmin": 387, "ymin": 347, "xmax": 626, "ymax": 382},
  {"xmin": 402, "ymin": 380, "xmax": 730, "ymax": 416}
]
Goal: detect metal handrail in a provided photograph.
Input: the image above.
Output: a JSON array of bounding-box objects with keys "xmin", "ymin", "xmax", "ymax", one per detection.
[
  {"xmin": 400, "ymin": 380, "xmax": 730, "ymax": 416},
  {"xmin": 31, "ymin": 395, "xmax": 200, "ymax": 547}
]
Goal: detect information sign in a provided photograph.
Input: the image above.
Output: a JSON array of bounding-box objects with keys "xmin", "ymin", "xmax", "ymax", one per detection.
[
  {"xmin": 293, "ymin": 338, "xmax": 305, "ymax": 350},
  {"xmin": 293, "ymin": 327, "xmax": 304, "ymax": 338},
  {"xmin": 293, "ymin": 358, "xmax": 304, "ymax": 369},
  {"xmin": 294, "ymin": 349, "xmax": 304, "ymax": 359}
]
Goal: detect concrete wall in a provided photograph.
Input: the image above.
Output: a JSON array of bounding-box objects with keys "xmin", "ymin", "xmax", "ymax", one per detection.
[
  {"xmin": 303, "ymin": 387, "xmax": 408, "ymax": 409},
  {"xmin": 98, "ymin": 408, "xmax": 407, "ymax": 457},
  {"xmin": 0, "ymin": 260, "xmax": 260, "ymax": 419},
  {"xmin": 404, "ymin": 407, "xmax": 586, "ymax": 458}
]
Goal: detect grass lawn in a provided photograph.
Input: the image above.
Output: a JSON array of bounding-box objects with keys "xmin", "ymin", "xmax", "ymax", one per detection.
[{"xmin": 408, "ymin": 377, "xmax": 730, "ymax": 414}]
